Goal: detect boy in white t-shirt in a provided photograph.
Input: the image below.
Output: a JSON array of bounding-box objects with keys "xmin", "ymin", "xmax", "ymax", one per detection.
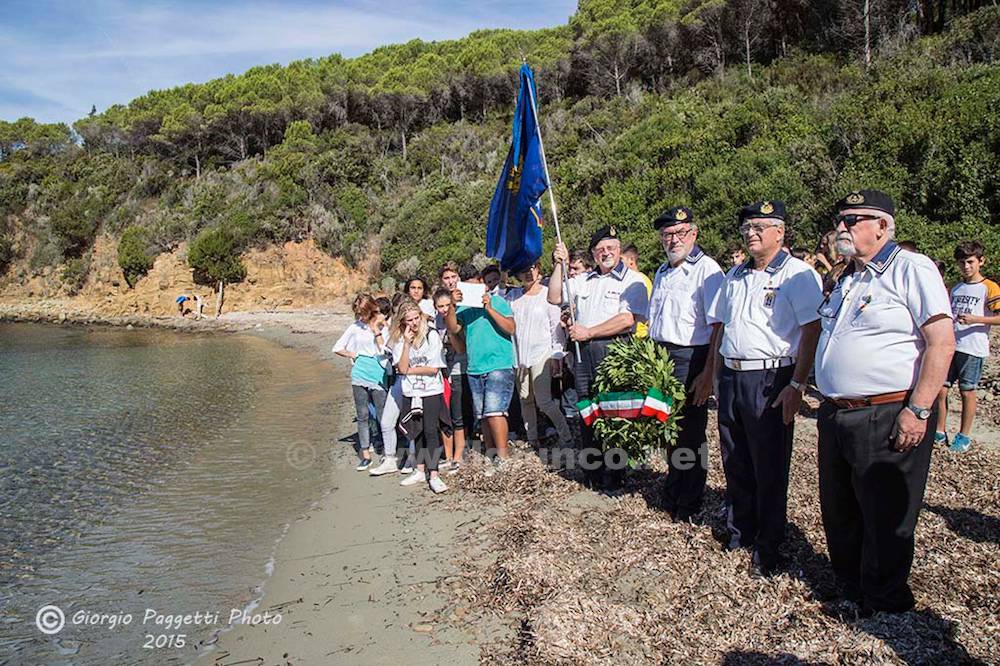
[{"xmin": 936, "ymin": 241, "xmax": 1000, "ymax": 452}]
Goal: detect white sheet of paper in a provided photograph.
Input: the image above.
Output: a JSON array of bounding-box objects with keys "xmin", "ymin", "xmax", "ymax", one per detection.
[{"xmin": 455, "ymin": 281, "xmax": 487, "ymax": 308}]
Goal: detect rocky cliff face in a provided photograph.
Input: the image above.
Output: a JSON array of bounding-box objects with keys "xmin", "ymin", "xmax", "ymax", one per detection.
[{"xmin": 0, "ymin": 236, "xmax": 371, "ymax": 317}]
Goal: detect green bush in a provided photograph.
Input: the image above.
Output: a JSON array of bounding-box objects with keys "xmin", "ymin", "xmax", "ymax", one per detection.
[
  {"xmin": 60, "ymin": 255, "xmax": 90, "ymax": 294},
  {"xmin": 0, "ymin": 233, "xmax": 12, "ymax": 274},
  {"xmin": 117, "ymin": 225, "xmax": 155, "ymax": 287},
  {"xmin": 187, "ymin": 224, "xmax": 247, "ymax": 285}
]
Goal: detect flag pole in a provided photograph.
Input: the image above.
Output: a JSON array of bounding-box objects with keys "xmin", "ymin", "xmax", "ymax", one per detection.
[{"xmin": 523, "ymin": 67, "xmax": 582, "ymax": 360}]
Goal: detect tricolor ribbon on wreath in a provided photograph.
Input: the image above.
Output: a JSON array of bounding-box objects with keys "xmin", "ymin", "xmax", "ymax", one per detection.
[{"xmin": 576, "ymin": 388, "xmax": 673, "ymax": 426}]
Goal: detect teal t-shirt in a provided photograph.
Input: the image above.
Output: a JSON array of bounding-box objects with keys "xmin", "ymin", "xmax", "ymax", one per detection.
[{"xmin": 457, "ymin": 297, "xmax": 516, "ymax": 375}]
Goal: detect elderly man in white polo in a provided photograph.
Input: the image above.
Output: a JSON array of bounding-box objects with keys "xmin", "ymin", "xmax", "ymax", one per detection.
[
  {"xmin": 814, "ymin": 189, "xmax": 954, "ymax": 615},
  {"xmin": 707, "ymin": 200, "xmax": 824, "ymax": 577}
]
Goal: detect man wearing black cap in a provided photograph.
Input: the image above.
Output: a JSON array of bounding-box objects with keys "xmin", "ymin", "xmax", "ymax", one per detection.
[
  {"xmin": 814, "ymin": 189, "xmax": 954, "ymax": 614},
  {"xmin": 706, "ymin": 200, "xmax": 824, "ymax": 576},
  {"xmin": 647, "ymin": 206, "xmax": 725, "ymax": 520},
  {"xmin": 549, "ymin": 225, "xmax": 649, "ymax": 488}
]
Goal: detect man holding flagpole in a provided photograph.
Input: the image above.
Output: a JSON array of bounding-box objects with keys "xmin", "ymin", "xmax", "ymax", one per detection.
[{"xmin": 548, "ymin": 228, "xmax": 649, "ymax": 488}]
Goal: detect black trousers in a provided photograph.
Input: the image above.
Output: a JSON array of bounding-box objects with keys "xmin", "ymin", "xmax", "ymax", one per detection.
[
  {"xmin": 818, "ymin": 400, "xmax": 934, "ymax": 612},
  {"xmin": 717, "ymin": 364, "xmax": 794, "ymax": 565},
  {"xmin": 656, "ymin": 342, "xmax": 710, "ymax": 517},
  {"xmin": 572, "ymin": 338, "xmax": 621, "ymax": 484},
  {"xmin": 402, "ymin": 393, "xmax": 448, "ymax": 472}
]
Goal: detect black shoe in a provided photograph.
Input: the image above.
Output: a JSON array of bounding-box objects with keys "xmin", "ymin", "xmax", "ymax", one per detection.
[{"xmin": 750, "ymin": 553, "xmax": 784, "ymax": 578}]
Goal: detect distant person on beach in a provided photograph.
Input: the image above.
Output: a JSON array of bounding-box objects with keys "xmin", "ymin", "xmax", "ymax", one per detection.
[
  {"xmin": 507, "ymin": 261, "xmax": 573, "ymax": 449},
  {"xmin": 707, "ymin": 200, "xmax": 823, "ymax": 577},
  {"xmin": 936, "ymin": 240, "xmax": 1000, "ymax": 453},
  {"xmin": 333, "ymin": 294, "xmax": 390, "ymax": 471},
  {"xmin": 405, "ymin": 277, "xmax": 435, "ymax": 319},
  {"xmin": 445, "ymin": 265, "xmax": 517, "ymax": 468},
  {"xmin": 814, "ymin": 189, "xmax": 954, "ymax": 614},
  {"xmin": 549, "ymin": 225, "xmax": 649, "ymax": 489},
  {"xmin": 193, "ymin": 294, "xmax": 204, "ymax": 319},
  {"xmin": 434, "ymin": 287, "xmax": 468, "ymax": 473},
  {"xmin": 648, "ymin": 206, "xmax": 724, "ymax": 522},
  {"xmin": 176, "ymin": 294, "xmax": 190, "ymax": 317},
  {"xmin": 390, "ymin": 300, "xmax": 450, "ymax": 494}
]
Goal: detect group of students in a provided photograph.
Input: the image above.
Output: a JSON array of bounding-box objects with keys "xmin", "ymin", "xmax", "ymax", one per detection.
[{"xmin": 332, "ymin": 260, "xmax": 587, "ymax": 493}]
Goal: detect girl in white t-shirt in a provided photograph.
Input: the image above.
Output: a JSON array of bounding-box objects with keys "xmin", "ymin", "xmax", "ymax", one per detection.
[
  {"xmin": 389, "ymin": 300, "xmax": 449, "ymax": 493},
  {"xmin": 508, "ymin": 262, "xmax": 572, "ymax": 447},
  {"xmin": 332, "ymin": 294, "xmax": 389, "ymax": 471}
]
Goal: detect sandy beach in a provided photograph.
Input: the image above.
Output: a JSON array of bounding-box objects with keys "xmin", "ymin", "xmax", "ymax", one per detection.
[{"xmin": 198, "ymin": 313, "xmax": 479, "ymax": 666}]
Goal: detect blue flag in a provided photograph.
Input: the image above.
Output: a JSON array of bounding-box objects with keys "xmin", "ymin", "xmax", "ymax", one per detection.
[{"xmin": 486, "ymin": 64, "xmax": 547, "ymax": 274}]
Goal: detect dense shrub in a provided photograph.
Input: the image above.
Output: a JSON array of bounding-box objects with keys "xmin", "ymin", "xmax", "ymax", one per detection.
[
  {"xmin": 117, "ymin": 225, "xmax": 155, "ymax": 287},
  {"xmin": 187, "ymin": 224, "xmax": 247, "ymax": 285}
]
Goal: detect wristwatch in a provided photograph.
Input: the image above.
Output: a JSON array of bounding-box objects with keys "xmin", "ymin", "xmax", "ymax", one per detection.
[
  {"xmin": 906, "ymin": 403, "xmax": 932, "ymax": 420},
  {"xmin": 789, "ymin": 380, "xmax": 806, "ymax": 393}
]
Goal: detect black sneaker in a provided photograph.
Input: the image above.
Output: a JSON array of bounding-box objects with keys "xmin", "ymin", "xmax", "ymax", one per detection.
[{"xmin": 356, "ymin": 458, "xmax": 372, "ymax": 471}]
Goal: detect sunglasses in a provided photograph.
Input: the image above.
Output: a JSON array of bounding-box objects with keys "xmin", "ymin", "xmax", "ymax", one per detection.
[{"xmin": 835, "ymin": 214, "xmax": 880, "ymax": 228}]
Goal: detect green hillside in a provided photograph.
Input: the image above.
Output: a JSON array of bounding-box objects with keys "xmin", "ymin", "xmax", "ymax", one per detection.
[{"xmin": 1, "ymin": 1, "xmax": 998, "ymax": 291}]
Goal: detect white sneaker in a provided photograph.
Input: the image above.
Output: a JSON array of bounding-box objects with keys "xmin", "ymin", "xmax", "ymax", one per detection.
[
  {"xmin": 429, "ymin": 476, "xmax": 448, "ymax": 494},
  {"xmin": 399, "ymin": 464, "xmax": 414, "ymax": 475},
  {"xmin": 369, "ymin": 456, "xmax": 398, "ymax": 476},
  {"xmin": 439, "ymin": 460, "xmax": 452, "ymax": 471},
  {"xmin": 400, "ymin": 470, "xmax": 426, "ymax": 487},
  {"xmin": 447, "ymin": 462, "xmax": 461, "ymax": 476}
]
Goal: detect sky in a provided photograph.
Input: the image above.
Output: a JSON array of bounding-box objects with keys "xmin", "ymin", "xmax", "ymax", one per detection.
[{"xmin": 0, "ymin": 0, "xmax": 578, "ymax": 125}]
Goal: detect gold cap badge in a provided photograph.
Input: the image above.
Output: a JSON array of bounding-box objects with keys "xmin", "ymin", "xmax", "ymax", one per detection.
[
  {"xmin": 676, "ymin": 209, "xmax": 688, "ymax": 221},
  {"xmin": 760, "ymin": 201, "xmax": 774, "ymax": 214},
  {"xmin": 846, "ymin": 192, "xmax": 865, "ymax": 205},
  {"xmin": 609, "ymin": 225, "xmax": 617, "ymax": 236}
]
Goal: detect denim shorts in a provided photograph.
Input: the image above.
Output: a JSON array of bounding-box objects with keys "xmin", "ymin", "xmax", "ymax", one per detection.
[
  {"xmin": 467, "ymin": 368, "xmax": 515, "ymax": 419},
  {"xmin": 945, "ymin": 351, "xmax": 985, "ymax": 391}
]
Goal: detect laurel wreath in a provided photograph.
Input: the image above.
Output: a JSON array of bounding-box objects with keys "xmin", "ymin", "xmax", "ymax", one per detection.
[{"xmin": 592, "ymin": 337, "xmax": 688, "ymax": 462}]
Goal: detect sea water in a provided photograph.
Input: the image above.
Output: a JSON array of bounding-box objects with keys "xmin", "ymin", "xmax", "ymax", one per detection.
[{"xmin": 0, "ymin": 322, "xmax": 348, "ymax": 664}]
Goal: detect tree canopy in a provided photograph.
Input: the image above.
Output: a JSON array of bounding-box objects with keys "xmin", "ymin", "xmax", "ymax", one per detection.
[{"xmin": 1, "ymin": 2, "xmax": 998, "ymax": 291}]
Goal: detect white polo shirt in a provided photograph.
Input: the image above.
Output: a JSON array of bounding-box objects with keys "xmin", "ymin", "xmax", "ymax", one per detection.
[
  {"xmin": 563, "ymin": 261, "xmax": 649, "ymax": 332},
  {"xmin": 815, "ymin": 242, "xmax": 952, "ymax": 399},
  {"xmin": 648, "ymin": 245, "xmax": 725, "ymax": 346},
  {"xmin": 708, "ymin": 250, "xmax": 823, "ymax": 361}
]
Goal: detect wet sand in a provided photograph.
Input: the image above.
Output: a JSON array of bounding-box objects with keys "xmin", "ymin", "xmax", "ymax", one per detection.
[{"xmin": 202, "ymin": 319, "xmax": 478, "ymax": 665}]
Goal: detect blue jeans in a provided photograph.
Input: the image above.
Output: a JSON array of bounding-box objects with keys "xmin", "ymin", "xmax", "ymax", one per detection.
[
  {"xmin": 467, "ymin": 368, "xmax": 515, "ymax": 420},
  {"xmin": 352, "ymin": 384, "xmax": 387, "ymax": 455},
  {"xmin": 945, "ymin": 351, "xmax": 984, "ymax": 391}
]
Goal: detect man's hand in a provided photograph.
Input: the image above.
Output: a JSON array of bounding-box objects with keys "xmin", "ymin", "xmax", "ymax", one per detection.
[
  {"xmin": 691, "ymin": 369, "xmax": 714, "ymax": 406},
  {"xmin": 553, "ymin": 242, "xmax": 569, "ymax": 265},
  {"xmin": 451, "ymin": 289, "xmax": 464, "ymax": 304},
  {"xmin": 481, "ymin": 292, "xmax": 492, "ymax": 309},
  {"xmin": 771, "ymin": 385, "xmax": 803, "ymax": 425},
  {"xmin": 568, "ymin": 323, "xmax": 592, "ymax": 342},
  {"xmin": 893, "ymin": 407, "xmax": 926, "ymax": 452}
]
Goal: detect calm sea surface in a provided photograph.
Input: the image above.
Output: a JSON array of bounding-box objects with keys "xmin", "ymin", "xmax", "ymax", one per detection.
[{"xmin": 0, "ymin": 322, "xmax": 348, "ymax": 665}]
